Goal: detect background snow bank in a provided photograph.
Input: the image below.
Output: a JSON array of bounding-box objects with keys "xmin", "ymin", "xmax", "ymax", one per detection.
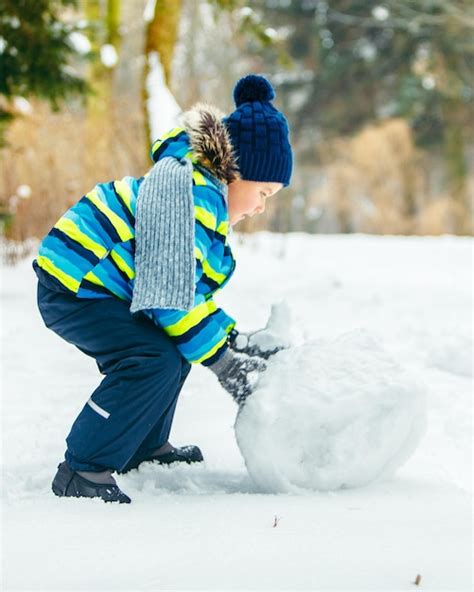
[{"xmin": 236, "ymin": 328, "xmax": 427, "ymax": 493}]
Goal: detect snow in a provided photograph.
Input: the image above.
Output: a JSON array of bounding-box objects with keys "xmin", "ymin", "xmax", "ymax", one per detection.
[
  {"xmin": 236, "ymin": 7, "xmax": 254, "ymax": 18},
  {"xmin": 12, "ymin": 96, "xmax": 32, "ymax": 115},
  {"xmin": 143, "ymin": 0, "xmax": 157, "ymax": 23},
  {"xmin": 236, "ymin": 329, "xmax": 427, "ymax": 492},
  {"xmin": 68, "ymin": 31, "xmax": 91, "ymax": 55},
  {"xmin": 16, "ymin": 184, "xmax": 32, "ymax": 199},
  {"xmin": 1, "ymin": 233, "xmax": 472, "ymax": 591},
  {"xmin": 100, "ymin": 43, "xmax": 118, "ymax": 68},
  {"xmin": 372, "ymin": 6, "xmax": 390, "ymax": 21},
  {"xmin": 146, "ymin": 52, "xmax": 182, "ymax": 142},
  {"xmin": 238, "ymin": 300, "xmax": 293, "ymax": 353}
]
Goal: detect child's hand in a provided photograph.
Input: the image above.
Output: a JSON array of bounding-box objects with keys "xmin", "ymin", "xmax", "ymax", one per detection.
[{"xmin": 208, "ymin": 348, "xmax": 267, "ymax": 406}]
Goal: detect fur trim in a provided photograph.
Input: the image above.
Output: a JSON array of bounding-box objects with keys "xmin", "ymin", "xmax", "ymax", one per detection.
[{"xmin": 179, "ymin": 102, "xmax": 241, "ymax": 185}]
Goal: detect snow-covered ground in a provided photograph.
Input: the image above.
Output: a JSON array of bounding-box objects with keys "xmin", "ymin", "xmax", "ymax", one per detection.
[{"xmin": 1, "ymin": 233, "xmax": 472, "ymax": 591}]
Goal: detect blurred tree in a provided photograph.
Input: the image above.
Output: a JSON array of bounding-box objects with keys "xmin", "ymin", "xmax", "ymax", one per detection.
[
  {"xmin": 142, "ymin": 0, "xmax": 183, "ymax": 150},
  {"xmin": 259, "ymin": 0, "xmax": 473, "ymax": 233},
  {"xmin": 0, "ymin": 0, "xmax": 88, "ymax": 144},
  {"xmin": 82, "ymin": 0, "xmax": 122, "ymax": 166},
  {"xmin": 143, "ymin": 0, "xmax": 290, "ymax": 150}
]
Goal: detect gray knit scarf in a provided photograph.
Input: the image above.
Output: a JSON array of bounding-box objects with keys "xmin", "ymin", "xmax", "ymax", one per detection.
[
  {"xmin": 130, "ymin": 156, "xmax": 195, "ymax": 313},
  {"xmin": 130, "ymin": 156, "xmax": 229, "ymax": 314}
]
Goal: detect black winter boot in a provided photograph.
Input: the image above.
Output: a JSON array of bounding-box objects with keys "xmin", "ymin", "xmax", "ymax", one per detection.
[
  {"xmin": 52, "ymin": 461, "xmax": 131, "ymax": 503},
  {"xmin": 117, "ymin": 445, "xmax": 204, "ymax": 474}
]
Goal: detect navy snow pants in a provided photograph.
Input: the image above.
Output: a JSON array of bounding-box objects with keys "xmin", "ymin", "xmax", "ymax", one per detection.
[{"xmin": 35, "ymin": 270, "xmax": 192, "ymax": 473}]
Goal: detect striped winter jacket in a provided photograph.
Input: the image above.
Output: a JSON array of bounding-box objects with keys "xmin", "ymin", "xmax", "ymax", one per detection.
[{"xmin": 33, "ymin": 103, "xmax": 243, "ymax": 366}]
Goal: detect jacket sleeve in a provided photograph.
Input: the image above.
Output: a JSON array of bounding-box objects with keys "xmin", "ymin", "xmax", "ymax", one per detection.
[{"xmin": 140, "ymin": 190, "xmax": 236, "ymax": 366}]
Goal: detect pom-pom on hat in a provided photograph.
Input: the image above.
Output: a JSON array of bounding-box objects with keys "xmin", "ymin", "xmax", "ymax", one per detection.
[{"xmin": 222, "ymin": 74, "xmax": 293, "ymax": 187}]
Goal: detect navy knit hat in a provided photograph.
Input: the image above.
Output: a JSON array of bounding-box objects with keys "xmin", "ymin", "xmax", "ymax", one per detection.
[{"xmin": 222, "ymin": 74, "xmax": 293, "ymax": 187}]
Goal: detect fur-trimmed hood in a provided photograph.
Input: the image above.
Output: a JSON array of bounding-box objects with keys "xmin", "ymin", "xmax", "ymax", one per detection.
[
  {"xmin": 178, "ymin": 102, "xmax": 241, "ymax": 185},
  {"xmin": 150, "ymin": 103, "xmax": 241, "ymax": 185}
]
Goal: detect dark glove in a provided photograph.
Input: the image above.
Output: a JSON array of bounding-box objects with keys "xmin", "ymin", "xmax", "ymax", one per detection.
[
  {"xmin": 208, "ymin": 346, "xmax": 267, "ymax": 406},
  {"xmin": 227, "ymin": 327, "xmax": 285, "ymax": 360}
]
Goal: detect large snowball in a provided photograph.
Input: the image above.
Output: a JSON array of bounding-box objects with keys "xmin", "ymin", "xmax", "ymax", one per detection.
[{"xmin": 235, "ymin": 329, "xmax": 427, "ymax": 493}]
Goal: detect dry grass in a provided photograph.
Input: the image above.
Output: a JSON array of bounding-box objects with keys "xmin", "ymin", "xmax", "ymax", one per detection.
[
  {"xmin": 0, "ymin": 97, "xmax": 148, "ymax": 246},
  {"xmin": 308, "ymin": 119, "xmax": 473, "ymax": 236}
]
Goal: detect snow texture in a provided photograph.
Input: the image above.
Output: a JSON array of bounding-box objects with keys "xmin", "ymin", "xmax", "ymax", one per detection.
[
  {"xmin": 247, "ymin": 300, "xmax": 293, "ymax": 352},
  {"xmin": 1, "ymin": 233, "xmax": 472, "ymax": 591},
  {"xmin": 236, "ymin": 327, "xmax": 427, "ymax": 492}
]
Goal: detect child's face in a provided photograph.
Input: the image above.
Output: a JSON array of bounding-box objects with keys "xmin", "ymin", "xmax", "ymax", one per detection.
[{"xmin": 227, "ymin": 180, "xmax": 284, "ymax": 225}]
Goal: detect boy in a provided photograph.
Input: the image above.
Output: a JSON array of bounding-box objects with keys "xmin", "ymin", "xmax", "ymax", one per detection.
[{"xmin": 33, "ymin": 74, "xmax": 293, "ymax": 503}]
